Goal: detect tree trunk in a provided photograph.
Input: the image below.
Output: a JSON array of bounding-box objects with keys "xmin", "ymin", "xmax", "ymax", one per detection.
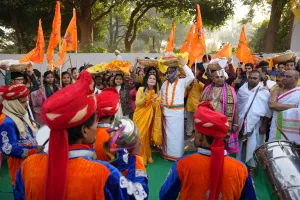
[
  {"xmin": 77, "ymin": 4, "xmax": 93, "ymax": 48},
  {"xmin": 108, "ymin": 13, "xmax": 114, "ymax": 52},
  {"xmin": 264, "ymin": 0, "xmax": 283, "ymax": 53},
  {"xmin": 124, "ymin": 39, "xmax": 133, "ymax": 52},
  {"xmin": 9, "ymin": 4, "xmax": 23, "ymax": 53},
  {"xmin": 287, "ymin": 13, "xmax": 295, "ymax": 49},
  {"xmin": 78, "ymin": 19, "xmax": 93, "ymax": 48},
  {"xmin": 113, "ymin": 16, "xmax": 119, "ymax": 50}
]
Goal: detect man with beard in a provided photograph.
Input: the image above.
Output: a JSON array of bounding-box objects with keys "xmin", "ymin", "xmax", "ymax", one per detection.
[
  {"xmin": 160, "ymin": 57, "xmax": 194, "ymax": 161},
  {"xmin": 236, "ymin": 70, "xmax": 272, "ymax": 172}
]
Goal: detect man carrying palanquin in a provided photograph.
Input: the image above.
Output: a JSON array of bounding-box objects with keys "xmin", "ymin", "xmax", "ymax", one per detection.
[
  {"xmin": 200, "ymin": 59, "xmax": 238, "ymax": 142},
  {"xmin": 160, "ymin": 56, "xmax": 194, "ymax": 161}
]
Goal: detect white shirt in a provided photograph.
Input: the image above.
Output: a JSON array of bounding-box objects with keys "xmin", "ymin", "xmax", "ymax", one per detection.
[
  {"xmin": 161, "ymin": 65, "xmax": 194, "ymax": 107},
  {"xmin": 116, "ymin": 55, "xmax": 123, "ymax": 60}
]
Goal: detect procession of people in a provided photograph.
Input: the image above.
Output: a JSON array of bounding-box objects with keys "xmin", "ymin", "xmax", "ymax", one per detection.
[
  {"xmin": 0, "ymin": 51, "xmax": 299, "ymax": 199},
  {"xmin": 0, "ymin": 1, "xmax": 299, "ymax": 199}
]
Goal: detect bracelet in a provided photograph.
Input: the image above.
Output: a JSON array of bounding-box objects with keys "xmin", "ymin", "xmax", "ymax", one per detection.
[{"xmin": 233, "ymin": 124, "xmax": 238, "ymax": 127}]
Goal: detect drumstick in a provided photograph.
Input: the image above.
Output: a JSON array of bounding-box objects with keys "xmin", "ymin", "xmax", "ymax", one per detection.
[
  {"xmin": 275, "ymin": 121, "xmax": 289, "ymax": 141},
  {"xmin": 42, "ymin": 138, "xmax": 49, "ymax": 146}
]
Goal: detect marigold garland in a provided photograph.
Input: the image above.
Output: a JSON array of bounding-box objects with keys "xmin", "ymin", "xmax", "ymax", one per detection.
[{"xmin": 165, "ymin": 78, "xmax": 179, "ymax": 108}]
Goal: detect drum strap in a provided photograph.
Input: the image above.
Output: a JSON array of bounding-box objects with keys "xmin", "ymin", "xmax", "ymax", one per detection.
[{"xmin": 240, "ymin": 87, "xmax": 260, "ymax": 136}]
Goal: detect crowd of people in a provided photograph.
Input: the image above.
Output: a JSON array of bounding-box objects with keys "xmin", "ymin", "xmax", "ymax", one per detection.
[{"xmin": 0, "ymin": 52, "xmax": 299, "ymax": 199}]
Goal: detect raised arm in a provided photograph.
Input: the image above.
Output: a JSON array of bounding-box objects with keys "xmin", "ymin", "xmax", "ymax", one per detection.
[
  {"xmin": 268, "ymin": 89, "xmax": 296, "ymax": 112},
  {"xmin": 27, "ymin": 71, "xmax": 39, "ymax": 92}
]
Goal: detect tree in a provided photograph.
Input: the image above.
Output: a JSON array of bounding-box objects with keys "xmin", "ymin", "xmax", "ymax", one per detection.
[
  {"xmin": 249, "ymin": 6, "xmax": 294, "ymax": 53},
  {"xmin": 123, "ymin": 0, "xmax": 235, "ymax": 52},
  {"xmin": 240, "ymin": 0, "xmax": 292, "ymax": 53},
  {"xmin": 0, "ymin": 0, "xmax": 72, "ymax": 53},
  {"xmin": 62, "ymin": 0, "xmax": 126, "ymax": 48}
]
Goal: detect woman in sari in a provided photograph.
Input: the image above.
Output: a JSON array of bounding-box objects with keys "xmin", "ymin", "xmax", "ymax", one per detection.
[
  {"xmin": 133, "ymin": 73, "xmax": 162, "ymax": 165},
  {"xmin": 62, "ymin": 71, "xmax": 72, "ymax": 88},
  {"xmin": 31, "ymin": 71, "xmax": 60, "ymax": 125}
]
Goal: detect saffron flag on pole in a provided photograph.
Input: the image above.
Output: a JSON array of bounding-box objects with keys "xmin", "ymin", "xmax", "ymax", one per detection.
[
  {"xmin": 179, "ymin": 24, "xmax": 195, "ymax": 54},
  {"xmin": 165, "ymin": 22, "xmax": 176, "ymax": 52},
  {"xmin": 47, "ymin": 1, "xmax": 61, "ymax": 69},
  {"xmin": 212, "ymin": 43, "xmax": 232, "ymax": 59},
  {"xmin": 20, "ymin": 19, "xmax": 45, "ymax": 63},
  {"xmin": 236, "ymin": 26, "xmax": 254, "ymax": 64},
  {"xmin": 54, "ymin": 8, "xmax": 77, "ymax": 68},
  {"xmin": 189, "ymin": 4, "xmax": 206, "ymax": 66}
]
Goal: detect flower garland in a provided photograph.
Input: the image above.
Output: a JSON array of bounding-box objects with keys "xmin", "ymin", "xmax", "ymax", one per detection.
[{"xmin": 165, "ymin": 79, "xmax": 179, "ymax": 108}]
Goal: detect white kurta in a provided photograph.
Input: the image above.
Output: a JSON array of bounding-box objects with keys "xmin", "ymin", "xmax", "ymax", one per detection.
[
  {"xmin": 269, "ymin": 87, "xmax": 300, "ymax": 143},
  {"xmin": 160, "ymin": 65, "xmax": 194, "ymax": 160},
  {"xmin": 116, "ymin": 55, "xmax": 123, "ymax": 60},
  {"xmin": 236, "ymin": 83, "xmax": 272, "ymax": 167}
]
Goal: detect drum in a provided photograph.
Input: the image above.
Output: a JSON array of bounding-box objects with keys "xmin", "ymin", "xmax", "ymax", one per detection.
[
  {"xmin": 36, "ymin": 125, "xmax": 50, "ymax": 153},
  {"xmin": 254, "ymin": 140, "xmax": 300, "ymax": 200}
]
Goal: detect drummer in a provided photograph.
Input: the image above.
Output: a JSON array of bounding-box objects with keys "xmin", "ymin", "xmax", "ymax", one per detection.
[
  {"xmin": 160, "ymin": 102, "xmax": 256, "ymax": 200},
  {"xmin": 14, "ymin": 71, "xmax": 148, "ymax": 200},
  {"xmin": 94, "ymin": 88, "xmax": 129, "ymax": 173},
  {"xmin": 0, "ymin": 83, "xmax": 43, "ymax": 186}
]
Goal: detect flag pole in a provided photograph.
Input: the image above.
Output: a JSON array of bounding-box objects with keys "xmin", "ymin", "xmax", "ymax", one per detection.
[
  {"xmin": 76, "ymin": 50, "xmax": 78, "ymax": 69},
  {"xmin": 60, "ymin": 65, "xmax": 62, "ymax": 87}
]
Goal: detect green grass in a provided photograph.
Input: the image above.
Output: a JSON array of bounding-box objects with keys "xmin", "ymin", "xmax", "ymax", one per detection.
[{"xmin": 0, "ymin": 152, "xmax": 270, "ymax": 200}]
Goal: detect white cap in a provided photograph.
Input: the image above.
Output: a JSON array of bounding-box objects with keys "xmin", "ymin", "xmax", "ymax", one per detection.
[{"xmin": 115, "ymin": 50, "xmax": 121, "ymax": 54}]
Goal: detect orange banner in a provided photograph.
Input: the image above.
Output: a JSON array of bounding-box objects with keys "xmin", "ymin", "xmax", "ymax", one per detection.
[
  {"xmin": 20, "ymin": 19, "xmax": 45, "ymax": 63},
  {"xmin": 189, "ymin": 4, "xmax": 206, "ymax": 66},
  {"xmin": 236, "ymin": 26, "xmax": 254, "ymax": 64},
  {"xmin": 165, "ymin": 22, "xmax": 176, "ymax": 52},
  {"xmin": 180, "ymin": 24, "xmax": 194, "ymax": 54},
  {"xmin": 212, "ymin": 43, "xmax": 232, "ymax": 59},
  {"xmin": 54, "ymin": 8, "xmax": 77, "ymax": 68},
  {"xmin": 47, "ymin": 1, "xmax": 61, "ymax": 69}
]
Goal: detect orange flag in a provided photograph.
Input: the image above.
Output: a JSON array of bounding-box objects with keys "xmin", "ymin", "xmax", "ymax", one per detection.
[
  {"xmin": 47, "ymin": 1, "xmax": 61, "ymax": 69},
  {"xmin": 236, "ymin": 26, "xmax": 254, "ymax": 64},
  {"xmin": 54, "ymin": 8, "xmax": 77, "ymax": 68},
  {"xmin": 165, "ymin": 22, "xmax": 176, "ymax": 52},
  {"xmin": 212, "ymin": 43, "xmax": 232, "ymax": 59},
  {"xmin": 180, "ymin": 24, "xmax": 194, "ymax": 54},
  {"xmin": 189, "ymin": 4, "xmax": 206, "ymax": 66},
  {"xmin": 20, "ymin": 19, "xmax": 45, "ymax": 63}
]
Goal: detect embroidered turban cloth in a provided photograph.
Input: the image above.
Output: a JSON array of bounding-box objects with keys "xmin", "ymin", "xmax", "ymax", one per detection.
[
  {"xmin": 0, "ymin": 83, "xmax": 29, "ymax": 100},
  {"xmin": 194, "ymin": 101, "xmax": 229, "ymax": 200},
  {"xmin": 96, "ymin": 88, "xmax": 120, "ymax": 119},
  {"xmin": 41, "ymin": 71, "xmax": 96, "ymax": 200}
]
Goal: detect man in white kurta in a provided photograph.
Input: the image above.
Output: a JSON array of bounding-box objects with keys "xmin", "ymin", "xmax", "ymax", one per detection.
[
  {"xmin": 236, "ymin": 71, "xmax": 272, "ymax": 168},
  {"xmin": 160, "ymin": 58, "xmax": 194, "ymax": 161},
  {"xmin": 269, "ymin": 70, "xmax": 300, "ymax": 143}
]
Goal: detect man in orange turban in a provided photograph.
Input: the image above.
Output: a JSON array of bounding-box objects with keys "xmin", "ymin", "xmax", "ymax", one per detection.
[
  {"xmin": 13, "ymin": 71, "xmax": 148, "ymax": 200},
  {"xmin": 160, "ymin": 101, "xmax": 256, "ymax": 200},
  {"xmin": 94, "ymin": 88, "xmax": 129, "ymax": 174},
  {"xmin": 0, "ymin": 83, "xmax": 42, "ymax": 186}
]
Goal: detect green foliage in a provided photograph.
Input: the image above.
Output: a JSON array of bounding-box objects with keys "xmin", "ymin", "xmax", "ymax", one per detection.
[
  {"xmin": 249, "ymin": 21, "xmax": 268, "ymax": 53},
  {"xmin": 78, "ymin": 44, "xmax": 106, "ymax": 53},
  {"xmin": 249, "ymin": 6, "xmax": 292, "ymax": 54}
]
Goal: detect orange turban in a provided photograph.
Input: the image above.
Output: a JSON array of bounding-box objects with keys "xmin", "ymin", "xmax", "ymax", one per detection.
[
  {"xmin": 96, "ymin": 88, "xmax": 119, "ymax": 119},
  {"xmin": 0, "ymin": 83, "xmax": 29, "ymax": 100},
  {"xmin": 41, "ymin": 71, "xmax": 96, "ymax": 200},
  {"xmin": 194, "ymin": 101, "xmax": 229, "ymax": 200}
]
